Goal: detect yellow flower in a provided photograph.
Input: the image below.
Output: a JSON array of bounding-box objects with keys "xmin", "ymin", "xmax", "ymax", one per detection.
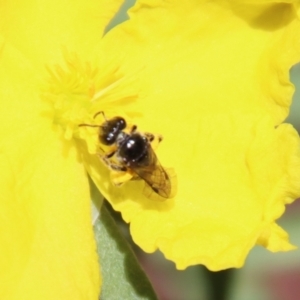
[
  {"xmin": 0, "ymin": 0, "xmax": 124, "ymax": 299},
  {"xmin": 2, "ymin": 2, "xmax": 300, "ymax": 299},
  {"xmin": 88, "ymin": 0, "xmax": 300, "ymax": 270}
]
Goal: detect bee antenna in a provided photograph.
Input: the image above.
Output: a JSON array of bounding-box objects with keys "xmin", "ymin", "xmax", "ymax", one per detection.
[{"xmin": 93, "ymin": 111, "xmax": 107, "ymax": 121}]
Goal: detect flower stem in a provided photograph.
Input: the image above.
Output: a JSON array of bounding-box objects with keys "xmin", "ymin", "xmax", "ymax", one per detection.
[{"xmin": 204, "ymin": 268, "xmax": 236, "ymax": 300}]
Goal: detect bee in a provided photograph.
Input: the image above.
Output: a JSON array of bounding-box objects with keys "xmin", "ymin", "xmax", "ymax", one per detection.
[{"xmin": 79, "ymin": 111, "xmax": 174, "ymax": 199}]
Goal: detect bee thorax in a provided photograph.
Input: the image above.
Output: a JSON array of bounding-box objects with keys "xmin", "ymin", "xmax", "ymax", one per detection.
[{"xmin": 117, "ymin": 133, "xmax": 149, "ymax": 166}]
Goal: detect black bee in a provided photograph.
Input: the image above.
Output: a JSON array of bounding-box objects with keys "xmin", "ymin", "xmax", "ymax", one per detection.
[{"xmin": 79, "ymin": 111, "xmax": 173, "ymax": 199}]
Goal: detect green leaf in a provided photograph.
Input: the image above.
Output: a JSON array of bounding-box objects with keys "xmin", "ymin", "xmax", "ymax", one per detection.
[{"xmin": 93, "ymin": 195, "xmax": 158, "ymax": 300}]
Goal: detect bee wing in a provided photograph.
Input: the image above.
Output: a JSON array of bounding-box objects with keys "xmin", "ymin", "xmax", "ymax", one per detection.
[{"xmin": 130, "ymin": 148, "xmax": 172, "ymax": 199}]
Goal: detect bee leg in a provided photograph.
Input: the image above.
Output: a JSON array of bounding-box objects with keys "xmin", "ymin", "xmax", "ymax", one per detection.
[
  {"xmin": 100, "ymin": 155, "xmax": 127, "ymax": 172},
  {"xmin": 145, "ymin": 133, "xmax": 163, "ymax": 143},
  {"xmin": 130, "ymin": 125, "xmax": 137, "ymax": 133},
  {"xmin": 144, "ymin": 132, "xmax": 154, "ymax": 142},
  {"xmin": 107, "ymin": 163, "xmax": 127, "ymax": 172},
  {"xmin": 105, "ymin": 150, "xmax": 116, "ymax": 159},
  {"xmin": 144, "ymin": 133, "xmax": 163, "ymax": 150}
]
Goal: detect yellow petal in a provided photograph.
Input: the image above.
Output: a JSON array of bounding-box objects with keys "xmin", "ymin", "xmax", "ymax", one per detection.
[
  {"xmin": 90, "ymin": 113, "xmax": 300, "ymax": 270},
  {"xmin": 90, "ymin": 0, "xmax": 300, "ymax": 270},
  {"xmin": 232, "ymin": 0, "xmax": 298, "ymax": 4},
  {"xmin": 100, "ymin": 0, "xmax": 300, "ymax": 124},
  {"xmin": 257, "ymin": 223, "xmax": 296, "ymax": 251},
  {"xmin": 0, "ymin": 0, "xmax": 124, "ymax": 70},
  {"xmin": 0, "ymin": 38, "xmax": 100, "ymax": 299}
]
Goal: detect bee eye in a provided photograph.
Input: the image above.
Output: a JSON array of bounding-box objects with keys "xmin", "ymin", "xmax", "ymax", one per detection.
[
  {"xmin": 100, "ymin": 132, "xmax": 115, "ymax": 145},
  {"xmin": 117, "ymin": 118, "xmax": 126, "ymax": 130}
]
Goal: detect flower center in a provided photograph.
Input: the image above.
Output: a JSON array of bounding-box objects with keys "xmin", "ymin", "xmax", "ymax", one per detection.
[{"xmin": 43, "ymin": 51, "xmax": 136, "ymax": 153}]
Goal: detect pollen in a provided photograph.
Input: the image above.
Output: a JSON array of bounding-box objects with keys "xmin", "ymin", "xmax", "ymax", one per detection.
[{"xmin": 42, "ymin": 51, "xmax": 137, "ymax": 153}]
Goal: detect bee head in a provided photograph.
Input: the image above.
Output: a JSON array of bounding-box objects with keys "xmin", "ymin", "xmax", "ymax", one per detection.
[{"xmin": 99, "ymin": 117, "xmax": 126, "ymax": 145}]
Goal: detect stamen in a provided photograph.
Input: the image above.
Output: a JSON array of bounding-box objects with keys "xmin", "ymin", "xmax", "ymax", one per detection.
[
  {"xmin": 43, "ymin": 51, "xmax": 137, "ymax": 153},
  {"xmin": 91, "ymin": 77, "xmax": 126, "ymax": 102}
]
